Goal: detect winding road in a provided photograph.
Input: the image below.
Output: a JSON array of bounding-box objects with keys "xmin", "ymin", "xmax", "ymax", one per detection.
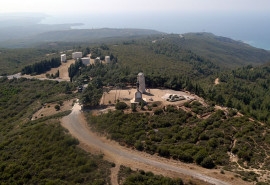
[{"xmin": 61, "ymin": 102, "xmax": 232, "ymax": 185}]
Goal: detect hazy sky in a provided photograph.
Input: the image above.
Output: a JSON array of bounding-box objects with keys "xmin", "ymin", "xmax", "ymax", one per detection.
[
  {"xmin": 1, "ymin": 0, "xmax": 270, "ymax": 49},
  {"xmin": 1, "ymin": 0, "xmax": 270, "ymax": 14}
]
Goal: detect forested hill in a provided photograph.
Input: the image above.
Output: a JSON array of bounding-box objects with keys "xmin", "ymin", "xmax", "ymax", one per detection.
[
  {"xmin": 100, "ymin": 33, "xmax": 270, "ymax": 80},
  {"xmin": 179, "ymin": 33, "xmax": 270, "ymax": 66},
  {"xmin": 176, "ymin": 33, "xmax": 270, "ymax": 67},
  {"xmin": 33, "ymin": 28, "xmax": 162, "ymax": 41},
  {"xmin": 0, "ymin": 28, "xmax": 163, "ymax": 48},
  {"xmin": 1, "ymin": 31, "xmax": 270, "ymax": 76}
]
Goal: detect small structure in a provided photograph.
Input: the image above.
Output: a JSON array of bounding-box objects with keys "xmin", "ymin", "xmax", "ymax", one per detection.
[
  {"xmin": 81, "ymin": 57, "xmax": 90, "ymax": 65},
  {"xmin": 105, "ymin": 56, "xmax": 111, "ymax": 63},
  {"xmin": 61, "ymin": 54, "xmax": 66, "ymax": 62},
  {"xmin": 72, "ymin": 52, "xmax": 82, "ymax": 59},
  {"xmin": 134, "ymin": 90, "xmax": 143, "ymax": 102},
  {"xmin": 94, "ymin": 57, "xmax": 101, "ymax": 64},
  {"xmin": 137, "ymin": 72, "xmax": 146, "ymax": 93},
  {"xmin": 130, "ymin": 77, "xmax": 146, "ymax": 104}
]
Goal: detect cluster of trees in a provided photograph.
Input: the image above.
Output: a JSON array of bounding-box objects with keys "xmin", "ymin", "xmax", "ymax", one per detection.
[
  {"xmin": 80, "ymin": 82, "xmax": 103, "ymax": 108},
  {"xmin": 119, "ymin": 166, "xmax": 184, "ymax": 185},
  {"xmin": 75, "ymin": 61, "xmax": 205, "ymax": 104},
  {"xmin": 207, "ymin": 64, "xmax": 270, "ymax": 123},
  {"xmin": 68, "ymin": 59, "xmax": 83, "ymax": 82},
  {"xmin": 21, "ymin": 58, "xmax": 61, "ymax": 75},
  {"xmin": 90, "ymin": 47, "xmax": 102, "ymax": 59},
  {"xmin": 45, "ymin": 69, "xmax": 60, "ymax": 79},
  {"xmin": 0, "ymin": 120, "xmax": 113, "ymax": 185},
  {"xmin": 150, "ymin": 37, "xmax": 220, "ymax": 77}
]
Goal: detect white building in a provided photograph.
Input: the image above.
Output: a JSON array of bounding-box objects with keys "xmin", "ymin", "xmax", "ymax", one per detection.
[
  {"xmin": 81, "ymin": 57, "xmax": 90, "ymax": 65},
  {"xmin": 72, "ymin": 52, "xmax": 82, "ymax": 59},
  {"xmin": 137, "ymin": 72, "xmax": 146, "ymax": 93},
  {"xmin": 105, "ymin": 56, "xmax": 111, "ymax": 63},
  {"xmin": 61, "ymin": 54, "xmax": 66, "ymax": 62}
]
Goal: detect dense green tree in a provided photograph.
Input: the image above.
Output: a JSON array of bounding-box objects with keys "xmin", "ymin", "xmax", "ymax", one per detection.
[
  {"xmin": 21, "ymin": 58, "xmax": 61, "ymax": 75},
  {"xmin": 115, "ymin": 102, "xmax": 128, "ymax": 110},
  {"xmin": 68, "ymin": 59, "xmax": 83, "ymax": 82}
]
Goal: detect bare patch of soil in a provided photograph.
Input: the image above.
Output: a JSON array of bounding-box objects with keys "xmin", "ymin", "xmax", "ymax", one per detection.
[
  {"xmin": 31, "ymin": 99, "xmax": 75, "ymax": 120},
  {"xmin": 110, "ymin": 164, "xmax": 120, "ymax": 185},
  {"xmin": 215, "ymin": 78, "xmax": 220, "ymax": 85},
  {"xmin": 100, "ymin": 88, "xmax": 203, "ymax": 107}
]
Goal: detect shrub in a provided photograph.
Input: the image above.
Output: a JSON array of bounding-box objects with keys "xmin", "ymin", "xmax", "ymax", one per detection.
[
  {"xmin": 134, "ymin": 141, "xmax": 144, "ymax": 151},
  {"xmin": 194, "ymin": 149, "xmax": 208, "ymax": 165},
  {"xmin": 115, "ymin": 102, "xmax": 128, "ymax": 110},
  {"xmin": 54, "ymin": 105, "xmax": 60, "ymax": 111},
  {"xmin": 178, "ymin": 152, "xmax": 193, "ymax": 163},
  {"xmin": 131, "ymin": 103, "xmax": 137, "ymax": 112},
  {"xmin": 184, "ymin": 102, "xmax": 191, "ymax": 108},
  {"xmin": 201, "ymin": 157, "xmax": 215, "ymax": 169},
  {"xmin": 157, "ymin": 146, "xmax": 170, "ymax": 157},
  {"xmin": 152, "ymin": 102, "xmax": 158, "ymax": 107},
  {"xmin": 154, "ymin": 108, "xmax": 163, "ymax": 115},
  {"xmin": 208, "ymin": 138, "xmax": 218, "ymax": 148}
]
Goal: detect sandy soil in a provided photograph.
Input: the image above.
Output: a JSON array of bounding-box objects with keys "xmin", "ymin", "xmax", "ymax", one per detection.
[
  {"xmin": 31, "ymin": 99, "xmax": 75, "ymax": 120},
  {"xmin": 110, "ymin": 164, "xmax": 120, "ymax": 185},
  {"xmin": 214, "ymin": 78, "xmax": 220, "ymax": 85},
  {"xmin": 100, "ymin": 88, "xmax": 203, "ymax": 106}
]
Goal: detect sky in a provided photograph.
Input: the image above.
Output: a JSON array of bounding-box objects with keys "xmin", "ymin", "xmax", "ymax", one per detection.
[
  {"xmin": 1, "ymin": 0, "xmax": 270, "ymax": 14},
  {"xmin": 1, "ymin": 0, "xmax": 270, "ymax": 49}
]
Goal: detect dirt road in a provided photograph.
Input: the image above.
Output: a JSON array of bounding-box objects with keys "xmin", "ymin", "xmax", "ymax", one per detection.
[{"xmin": 61, "ymin": 102, "xmax": 234, "ymax": 185}]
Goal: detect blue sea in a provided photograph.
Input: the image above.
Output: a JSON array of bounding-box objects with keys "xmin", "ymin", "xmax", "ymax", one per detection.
[{"xmin": 40, "ymin": 12, "xmax": 270, "ymax": 50}]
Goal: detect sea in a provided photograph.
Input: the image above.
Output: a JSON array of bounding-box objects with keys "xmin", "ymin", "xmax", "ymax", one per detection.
[{"xmin": 40, "ymin": 12, "xmax": 270, "ymax": 50}]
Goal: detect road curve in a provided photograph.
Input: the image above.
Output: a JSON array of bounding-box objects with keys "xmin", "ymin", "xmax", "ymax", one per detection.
[{"xmin": 61, "ymin": 103, "xmax": 230, "ymax": 185}]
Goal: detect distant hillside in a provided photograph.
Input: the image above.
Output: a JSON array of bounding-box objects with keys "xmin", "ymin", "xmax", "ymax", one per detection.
[
  {"xmin": 1, "ymin": 31, "xmax": 270, "ymax": 76},
  {"xmin": 178, "ymin": 32, "xmax": 270, "ymax": 67},
  {"xmin": 0, "ymin": 28, "xmax": 163, "ymax": 48},
  {"xmin": 33, "ymin": 28, "xmax": 162, "ymax": 41}
]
